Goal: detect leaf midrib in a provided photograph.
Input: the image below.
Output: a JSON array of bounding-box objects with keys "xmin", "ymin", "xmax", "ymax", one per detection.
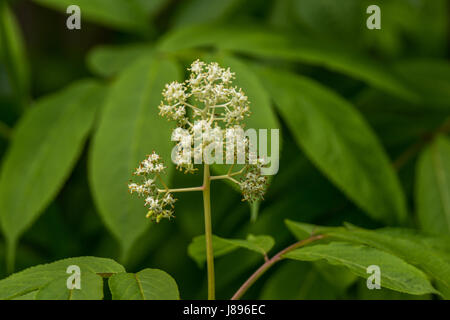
[{"xmin": 134, "ymin": 273, "xmax": 146, "ymax": 300}]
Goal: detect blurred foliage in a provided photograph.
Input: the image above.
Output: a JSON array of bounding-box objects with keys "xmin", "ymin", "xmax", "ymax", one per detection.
[{"xmin": 0, "ymin": 0, "xmax": 449, "ymax": 300}]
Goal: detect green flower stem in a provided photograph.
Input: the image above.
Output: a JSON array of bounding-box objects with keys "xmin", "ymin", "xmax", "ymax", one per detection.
[
  {"xmin": 210, "ymin": 167, "xmax": 245, "ymax": 186},
  {"xmin": 211, "ymin": 175, "xmax": 240, "ymax": 185},
  {"xmin": 211, "ymin": 168, "xmax": 245, "ymax": 181},
  {"xmin": 202, "ymin": 164, "xmax": 215, "ymax": 300},
  {"xmin": 157, "ymin": 186, "xmax": 204, "ymax": 193},
  {"xmin": 231, "ymin": 234, "xmax": 325, "ymax": 300}
]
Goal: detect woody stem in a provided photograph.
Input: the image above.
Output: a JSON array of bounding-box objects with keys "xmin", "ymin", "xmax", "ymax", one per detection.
[{"xmin": 231, "ymin": 234, "xmax": 325, "ymax": 300}]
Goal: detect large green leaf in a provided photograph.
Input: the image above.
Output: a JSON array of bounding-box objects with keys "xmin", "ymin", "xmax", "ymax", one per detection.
[
  {"xmin": 109, "ymin": 268, "xmax": 179, "ymax": 300},
  {"xmin": 188, "ymin": 234, "xmax": 274, "ymax": 266},
  {"xmin": 355, "ymin": 280, "xmax": 432, "ymax": 300},
  {"xmin": 0, "ymin": 80, "xmax": 105, "ymax": 247},
  {"xmin": 285, "ymin": 242, "xmax": 437, "ymax": 295},
  {"xmin": 158, "ymin": 25, "xmax": 416, "ymax": 101},
  {"xmin": 416, "ymin": 136, "xmax": 450, "ymax": 235},
  {"xmin": 257, "ymin": 67, "xmax": 407, "ymax": 225},
  {"xmin": 89, "ymin": 55, "xmax": 180, "ymax": 258},
  {"xmin": 36, "ymin": 270, "xmax": 103, "ymax": 300},
  {"xmin": 0, "ymin": 256, "xmax": 124, "ymax": 300},
  {"xmin": 33, "ymin": 0, "xmax": 149, "ymax": 33},
  {"xmin": 0, "ymin": 3, "xmax": 30, "ymax": 106},
  {"xmin": 285, "ymin": 220, "xmax": 450, "ymax": 297},
  {"xmin": 173, "ymin": 0, "xmax": 241, "ymax": 28},
  {"xmin": 87, "ymin": 43, "xmax": 153, "ymax": 78}
]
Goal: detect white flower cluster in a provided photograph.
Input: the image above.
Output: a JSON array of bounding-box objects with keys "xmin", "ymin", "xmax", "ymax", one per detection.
[
  {"xmin": 172, "ymin": 119, "xmax": 231, "ymax": 173},
  {"xmin": 159, "ymin": 59, "xmax": 250, "ymax": 126},
  {"xmin": 159, "ymin": 60, "xmax": 255, "ymax": 174},
  {"xmin": 133, "ymin": 152, "xmax": 165, "ymax": 175},
  {"xmin": 162, "ymin": 60, "xmax": 267, "ymax": 201},
  {"xmin": 240, "ymin": 158, "xmax": 268, "ymax": 202},
  {"xmin": 128, "ymin": 152, "xmax": 176, "ymax": 222},
  {"xmin": 143, "ymin": 193, "xmax": 176, "ymax": 223}
]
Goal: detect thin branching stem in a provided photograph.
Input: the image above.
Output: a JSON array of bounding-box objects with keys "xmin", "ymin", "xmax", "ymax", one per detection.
[
  {"xmin": 157, "ymin": 186, "xmax": 204, "ymax": 193},
  {"xmin": 231, "ymin": 234, "xmax": 325, "ymax": 300},
  {"xmin": 211, "ymin": 166, "xmax": 246, "ymax": 186}
]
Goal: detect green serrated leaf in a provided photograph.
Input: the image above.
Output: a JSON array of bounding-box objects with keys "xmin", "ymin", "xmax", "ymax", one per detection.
[
  {"xmin": 109, "ymin": 268, "xmax": 179, "ymax": 300},
  {"xmin": 355, "ymin": 280, "xmax": 432, "ymax": 300},
  {"xmin": 285, "ymin": 220, "xmax": 450, "ymax": 297},
  {"xmin": 258, "ymin": 67, "xmax": 407, "ymax": 225},
  {"xmin": 89, "ymin": 55, "xmax": 180, "ymax": 258},
  {"xmin": 416, "ymin": 135, "xmax": 450, "ymax": 235},
  {"xmin": 0, "ymin": 256, "xmax": 124, "ymax": 300},
  {"xmin": 36, "ymin": 270, "xmax": 103, "ymax": 300},
  {"xmin": 188, "ymin": 234, "xmax": 274, "ymax": 266},
  {"xmin": 0, "ymin": 80, "xmax": 105, "ymax": 248},
  {"xmin": 284, "ymin": 242, "xmax": 437, "ymax": 295}
]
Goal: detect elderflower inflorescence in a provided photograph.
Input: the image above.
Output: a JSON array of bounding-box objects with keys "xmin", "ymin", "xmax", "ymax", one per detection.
[
  {"xmin": 240, "ymin": 158, "xmax": 268, "ymax": 202},
  {"xmin": 159, "ymin": 60, "xmax": 250, "ymax": 127},
  {"xmin": 159, "ymin": 60, "xmax": 267, "ymax": 202},
  {"xmin": 128, "ymin": 152, "xmax": 177, "ymax": 223},
  {"xmin": 129, "ymin": 60, "xmax": 269, "ymax": 222}
]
